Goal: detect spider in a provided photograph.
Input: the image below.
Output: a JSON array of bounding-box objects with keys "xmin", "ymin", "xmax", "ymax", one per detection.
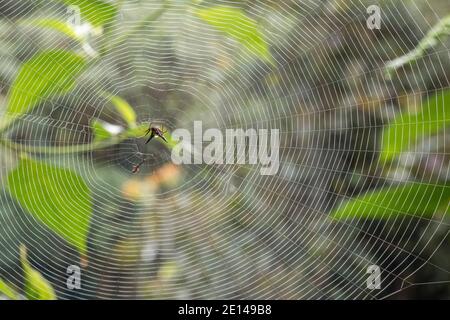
[
  {"xmin": 131, "ymin": 123, "xmax": 167, "ymax": 173},
  {"xmin": 144, "ymin": 123, "xmax": 168, "ymax": 144},
  {"xmin": 132, "ymin": 157, "xmax": 146, "ymax": 174}
]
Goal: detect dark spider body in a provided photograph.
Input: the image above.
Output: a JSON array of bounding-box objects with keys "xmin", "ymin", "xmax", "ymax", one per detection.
[
  {"xmin": 145, "ymin": 124, "xmax": 168, "ymax": 144},
  {"xmin": 132, "ymin": 123, "xmax": 168, "ymax": 173}
]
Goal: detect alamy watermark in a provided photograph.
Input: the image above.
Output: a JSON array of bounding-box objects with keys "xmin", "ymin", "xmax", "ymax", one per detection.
[
  {"xmin": 366, "ymin": 5, "xmax": 381, "ymax": 30},
  {"xmin": 366, "ymin": 265, "xmax": 381, "ymax": 290},
  {"xmin": 169, "ymin": 121, "xmax": 280, "ymax": 175},
  {"xmin": 66, "ymin": 265, "xmax": 81, "ymax": 290}
]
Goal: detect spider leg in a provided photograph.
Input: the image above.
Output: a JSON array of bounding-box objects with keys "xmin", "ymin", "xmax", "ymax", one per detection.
[
  {"xmin": 145, "ymin": 131, "xmax": 155, "ymax": 144},
  {"xmin": 156, "ymin": 126, "xmax": 168, "ymax": 142},
  {"xmin": 159, "ymin": 134, "xmax": 168, "ymax": 143},
  {"xmin": 159, "ymin": 126, "xmax": 168, "ymax": 142}
]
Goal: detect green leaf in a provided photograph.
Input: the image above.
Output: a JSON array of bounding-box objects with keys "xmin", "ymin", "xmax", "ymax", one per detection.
[
  {"xmin": 331, "ymin": 182, "xmax": 450, "ymax": 220},
  {"xmin": 126, "ymin": 124, "xmax": 178, "ymax": 149},
  {"xmin": 6, "ymin": 50, "xmax": 86, "ymax": 119},
  {"xmin": 91, "ymin": 119, "xmax": 112, "ymax": 142},
  {"xmin": 20, "ymin": 245, "xmax": 56, "ymax": 300},
  {"xmin": 7, "ymin": 158, "xmax": 93, "ymax": 253},
  {"xmin": 126, "ymin": 123, "xmax": 149, "ymax": 138},
  {"xmin": 195, "ymin": 6, "xmax": 272, "ymax": 62},
  {"xmin": 19, "ymin": 18, "xmax": 81, "ymax": 41},
  {"xmin": 0, "ymin": 279, "xmax": 19, "ymax": 300},
  {"xmin": 91, "ymin": 118, "xmax": 125, "ymax": 142},
  {"xmin": 380, "ymin": 90, "xmax": 450, "ymax": 162},
  {"xmin": 107, "ymin": 95, "xmax": 137, "ymax": 128},
  {"xmin": 17, "ymin": 18, "xmax": 98, "ymax": 58},
  {"xmin": 60, "ymin": 0, "xmax": 117, "ymax": 27}
]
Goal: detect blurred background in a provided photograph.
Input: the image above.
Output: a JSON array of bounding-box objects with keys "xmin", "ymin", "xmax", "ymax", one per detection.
[{"xmin": 0, "ymin": 0, "xmax": 449, "ymax": 299}]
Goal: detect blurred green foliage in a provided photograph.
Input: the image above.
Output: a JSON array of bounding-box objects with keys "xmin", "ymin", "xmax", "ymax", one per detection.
[
  {"xmin": 60, "ymin": 0, "xmax": 117, "ymax": 27},
  {"xmin": 385, "ymin": 14, "xmax": 450, "ymax": 76},
  {"xmin": 331, "ymin": 181, "xmax": 450, "ymax": 219},
  {"xmin": 20, "ymin": 245, "xmax": 56, "ymax": 300},
  {"xmin": 380, "ymin": 90, "xmax": 450, "ymax": 162},
  {"xmin": 0, "ymin": 278, "xmax": 19, "ymax": 300},
  {"xmin": 0, "ymin": 0, "xmax": 449, "ymax": 300},
  {"xmin": 7, "ymin": 158, "xmax": 93, "ymax": 253},
  {"xmin": 5, "ymin": 50, "xmax": 86, "ymax": 119},
  {"xmin": 195, "ymin": 6, "xmax": 273, "ymax": 63}
]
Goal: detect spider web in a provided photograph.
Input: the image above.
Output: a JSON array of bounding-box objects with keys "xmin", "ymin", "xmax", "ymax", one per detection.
[{"xmin": 0, "ymin": 0, "xmax": 449, "ymax": 299}]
